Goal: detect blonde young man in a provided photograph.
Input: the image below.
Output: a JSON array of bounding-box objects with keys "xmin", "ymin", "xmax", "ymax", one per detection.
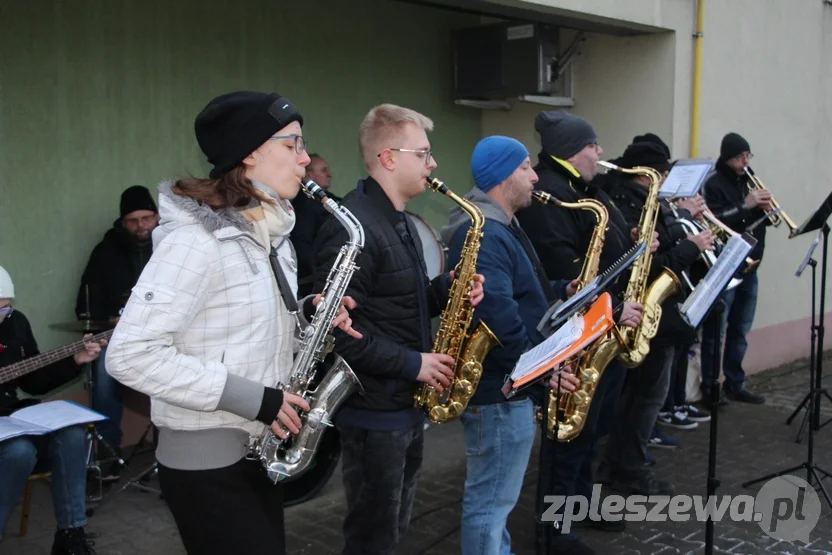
[{"xmin": 312, "ymin": 104, "xmax": 484, "ymax": 555}]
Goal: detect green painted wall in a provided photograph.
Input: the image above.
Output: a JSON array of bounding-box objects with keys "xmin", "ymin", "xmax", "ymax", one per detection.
[{"xmin": 0, "ymin": 0, "xmax": 481, "ymax": 357}]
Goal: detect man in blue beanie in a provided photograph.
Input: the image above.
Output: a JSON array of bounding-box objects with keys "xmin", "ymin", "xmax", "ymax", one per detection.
[{"xmin": 440, "ymin": 135, "xmax": 579, "ymax": 555}]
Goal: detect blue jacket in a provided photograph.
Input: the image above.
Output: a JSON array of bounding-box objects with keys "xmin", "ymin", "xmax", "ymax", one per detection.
[{"xmin": 440, "ymin": 188, "xmax": 570, "ymax": 406}]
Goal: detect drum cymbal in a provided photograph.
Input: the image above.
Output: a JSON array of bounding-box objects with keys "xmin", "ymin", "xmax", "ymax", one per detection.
[{"xmin": 49, "ymin": 320, "xmax": 113, "ymax": 333}]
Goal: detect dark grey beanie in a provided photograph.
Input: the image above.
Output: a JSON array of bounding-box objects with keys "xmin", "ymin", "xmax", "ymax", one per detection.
[{"xmin": 535, "ymin": 110, "xmax": 598, "ymax": 160}]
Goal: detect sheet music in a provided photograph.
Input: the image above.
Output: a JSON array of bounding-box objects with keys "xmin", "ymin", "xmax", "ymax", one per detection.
[
  {"xmin": 0, "ymin": 401, "xmax": 106, "ymax": 443},
  {"xmin": 680, "ymin": 235, "xmax": 754, "ymax": 328},
  {"xmin": 797, "ymin": 231, "xmax": 821, "ymax": 277},
  {"xmin": 512, "ymin": 313, "xmax": 584, "ymax": 382},
  {"xmin": 658, "ymin": 160, "xmax": 715, "ymax": 199}
]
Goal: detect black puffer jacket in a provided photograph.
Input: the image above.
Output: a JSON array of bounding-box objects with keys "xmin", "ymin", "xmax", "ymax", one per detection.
[
  {"xmin": 313, "ymin": 178, "xmax": 448, "ymax": 423},
  {"xmin": 704, "ymin": 161, "xmax": 770, "ymax": 267},
  {"xmin": 1, "ymin": 310, "xmax": 83, "ymax": 414},
  {"xmin": 291, "ymin": 190, "xmax": 342, "ymax": 298},
  {"xmin": 76, "ymin": 219, "xmax": 153, "ymax": 320}
]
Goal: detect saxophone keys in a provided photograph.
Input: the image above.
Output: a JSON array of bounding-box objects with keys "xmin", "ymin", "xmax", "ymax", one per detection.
[{"xmin": 453, "ymin": 379, "xmax": 474, "ymax": 398}]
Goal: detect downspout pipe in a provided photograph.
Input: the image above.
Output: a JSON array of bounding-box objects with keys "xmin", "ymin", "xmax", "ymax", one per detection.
[{"xmin": 690, "ymin": 0, "xmax": 704, "ymax": 157}]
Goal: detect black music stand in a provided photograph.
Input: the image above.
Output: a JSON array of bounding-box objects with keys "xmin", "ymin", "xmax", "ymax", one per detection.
[
  {"xmin": 785, "ymin": 231, "xmax": 827, "ymax": 442},
  {"xmin": 785, "ymin": 192, "xmax": 832, "ymax": 435},
  {"xmin": 535, "ymin": 376, "xmax": 561, "ymax": 555},
  {"xmin": 703, "ymin": 299, "xmax": 725, "ymax": 555},
  {"xmin": 742, "ymin": 192, "xmax": 832, "ymax": 510}
]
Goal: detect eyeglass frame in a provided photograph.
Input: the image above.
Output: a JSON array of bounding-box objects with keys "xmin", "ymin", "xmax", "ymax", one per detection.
[
  {"xmin": 377, "ymin": 148, "xmax": 434, "ymax": 167},
  {"xmin": 269, "ymin": 134, "xmax": 308, "ymax": 154}
]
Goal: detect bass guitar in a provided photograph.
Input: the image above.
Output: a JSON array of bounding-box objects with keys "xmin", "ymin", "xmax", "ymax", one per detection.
[{"xmin": 0, "ymin": 329, "xmax": 113, "ymax": 385}]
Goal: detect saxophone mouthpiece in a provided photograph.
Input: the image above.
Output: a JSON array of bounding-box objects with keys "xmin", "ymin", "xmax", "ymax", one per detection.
[
  {"xmin": 301, "ymin": 178, "xmax": 328, "ymax": 203},
  {"xmin": 596, "ymin": 160, "xmax": 619, "ymax": 172},
  {"xmin": 426, "ymin": 176, "xmax": 449, "ymax": 195}
]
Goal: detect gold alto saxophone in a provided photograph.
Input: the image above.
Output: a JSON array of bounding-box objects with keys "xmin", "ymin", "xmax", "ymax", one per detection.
[
  {"xmin": 531, "ymin": 191, "xmax": 611, "ymax": 441},
  {"xmin": 597, "ymin": 161, "xmax": 682, "ymax": 368},
  {"xmin": 414, "ymin": 177, "xmax": 501, "ymax": 424}
]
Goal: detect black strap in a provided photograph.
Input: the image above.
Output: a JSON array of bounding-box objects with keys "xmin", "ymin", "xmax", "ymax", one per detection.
[
  {"xmin": 269, "ymin": 247, "xmax": 299, "ymax": 313},
  {"xmin": 509, "ymin": 221, "xmax": 558, "ymax": 304}
]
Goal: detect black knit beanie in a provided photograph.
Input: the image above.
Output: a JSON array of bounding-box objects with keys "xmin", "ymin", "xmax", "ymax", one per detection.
[
  {"xmin": 619, "ymin": 142, "xmax": 672, "ymax": 173},
  {"xmin": 719, "ymin": 132, "xmax": 751, "ymax": 161},
  {"xmin": 120, "ymin": 185, "xmax": 158, "ymax": 217},
  {"xmin": 194, "ymin": 91, "xmax": 304, "ymax": 178},
  {"xmin": 632, "ymin": 133, "xmax": 671, "ymax": 159},
  {"xmin": 535, "ymin": 110, "xmax": 598, "ymax": 160}
]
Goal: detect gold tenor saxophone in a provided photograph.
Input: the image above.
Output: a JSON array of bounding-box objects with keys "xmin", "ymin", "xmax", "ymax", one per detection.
[
  {"xmin": 597, "ymin": 161, "xmax": 682, "ymax": 368},
  {"xmin": 414, "ymin": 177, "xmax": 501, "ymax": 424},
  {"xmin": 531, "ymin": 191, "xmax": 611, "ymax": 441}
]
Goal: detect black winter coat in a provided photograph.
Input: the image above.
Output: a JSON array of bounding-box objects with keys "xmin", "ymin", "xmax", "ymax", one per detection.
[
  {"xmin": 703, "ymin": 161, "xmax": 770, "ymax": 266},
  {"xmin": 312, "ymin": 178, "xmax": 448, "ymax": 414},
  {"xmin": 607, "ymin": 178, "xmax": 702, "ymax": 346},
  {"xmin": 1, "ymin": 311, "xmax": 83, "ymax": 414},
  {"xmin": 76, "ymin": 219, "xmax": 153, "ymax": 320},
  {"xmin": 290, "ymin": 190, "xmax": 342, "ymax": 298}
]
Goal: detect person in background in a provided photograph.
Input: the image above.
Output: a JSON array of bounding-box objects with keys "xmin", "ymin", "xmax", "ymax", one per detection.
[{"xmin": 0, "ymin": 265, "xmax": 104, "ymax": 554}]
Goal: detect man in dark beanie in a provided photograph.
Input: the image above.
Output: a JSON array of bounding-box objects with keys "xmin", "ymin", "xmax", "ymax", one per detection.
[
  {"xmin": 74, "ymin": 184, "xmax": 160, "ymax": 474},
  {"xmin": 516, "ymin": 112, "xmax": 650, "ymax": 553},
  {"xmin": 599, "ymin": 140, "xmax": 714, "ymax": 495},
  {"xmin": 699, "ymin": 132, "xmax": 771, "ymax": 405}
]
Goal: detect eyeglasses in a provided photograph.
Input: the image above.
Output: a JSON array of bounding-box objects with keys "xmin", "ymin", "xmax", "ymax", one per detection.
[
  {"xmin": 379, "ymin": 148, "xmax": 434, "ymax": 167},
  {"xmin": 123, "ymin": 215, "xmax": 157, "ymax": 226},
  {"xmin": 735, "ymin": 152, "xmax": 754, "ymax": 161},
  {"xmin": 269, "ymin": 134, "xmax": 308, "ymax": 154}
]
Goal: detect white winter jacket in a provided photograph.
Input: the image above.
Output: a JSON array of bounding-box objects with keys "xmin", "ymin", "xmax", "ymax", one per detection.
[{"xmin": 106, "ymin": 182, "xmax": 306, "ymax": 470}]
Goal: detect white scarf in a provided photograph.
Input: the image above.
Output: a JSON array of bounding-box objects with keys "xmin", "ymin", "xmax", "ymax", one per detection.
[{"xmin": 241, "ymin": 181, "xmax": 299, "ymax": 299}]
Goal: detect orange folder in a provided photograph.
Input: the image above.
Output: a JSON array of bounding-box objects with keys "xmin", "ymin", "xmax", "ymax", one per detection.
[{"xmin": 508, "ymin": 292, "xmax": 616, "ymax": 392}]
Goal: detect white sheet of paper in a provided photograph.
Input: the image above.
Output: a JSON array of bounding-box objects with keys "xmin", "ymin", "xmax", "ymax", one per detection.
[
  {"xmin": 0, "ymin": 418, "xmax": 51, "ymax": 443},
  {"xmin": 681, "ymin": 235, "xmax": 753, "ymax": 327},
  {"xmin": 512, "ymin": 313, "xmax": 584, "ymax": 381},
  {"xmin": 7, "ymin": 400, "xmax": 106, "ymax": 434},
  {"xmin": 659, "ymin": 160, "xmax": 715, "ymax": 199}
]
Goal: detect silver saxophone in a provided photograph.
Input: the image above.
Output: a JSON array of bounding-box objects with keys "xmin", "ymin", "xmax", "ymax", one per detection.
[{"xmin": 249, "ymin": 178, "xmax": 365, "ymax": 484}]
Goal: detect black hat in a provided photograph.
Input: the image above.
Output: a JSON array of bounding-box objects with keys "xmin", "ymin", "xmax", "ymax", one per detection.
[
  {"xmin": 619, "ymin": 141, "xmax": 672, "ymax": 173},
  {"xmin": 535, "ymin": 110, "xmax": 598, "ymax": 160},
  {"xmin": 719, "ymin": 132, "xmax": 750, "ymax": 161},
  {"xmin": 120, "ymin": 185, "xmax": 157, "ymax": 218},
  {"xmin": 632, "ymin": 133, "xmax": 671, "ymax": 159},
  {"xmin": 194, "ymin": 91, "xmax": 304, "ymax": 178}
]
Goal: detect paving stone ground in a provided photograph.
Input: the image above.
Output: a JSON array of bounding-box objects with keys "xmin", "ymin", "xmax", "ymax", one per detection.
[{"xmin": 4, "ymin": 352, "xmax": 832, "ymax": 555}]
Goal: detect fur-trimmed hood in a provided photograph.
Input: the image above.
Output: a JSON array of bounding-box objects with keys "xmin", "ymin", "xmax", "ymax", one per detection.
[{"xmin": 154, "ymin": 180, "xmax": 259, "ymax": 245}]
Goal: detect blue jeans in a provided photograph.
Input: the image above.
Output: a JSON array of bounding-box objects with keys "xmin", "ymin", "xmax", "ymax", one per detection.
[
  {"xmin": 0, "ymin": 425, "xmax": 88, "ymax": 538},
  {"xmin": 460, "ymin": 399, "xmax": 536, "ymax": 555},
  {"xmin": 93, "ymin": 345, "xmax": 124, "ymax": 451},
  {"xmin": 701, "ymin": 272, "xmax": 759, "ymax": 392}
]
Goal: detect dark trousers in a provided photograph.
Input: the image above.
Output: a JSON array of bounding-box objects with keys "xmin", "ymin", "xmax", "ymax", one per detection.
[
  {"xmin": 662, "ymin": 343, "xmax": 693, "ymax": 412},
  {"xmin": 700, "ymin": 272, "xmax": 759, "ymax": 392},
  {"xmin": 549, "ymin": 361, "xmax": 626, "ymax": 534},
  {"xmin": 603, "ymin": 345, "xmax": 674, "ymax": 477},
  {"xmin": 339, "ymin": 421, "xmax": 424, "ymax": 555},
  {"xmin": 157, "ymin": 458, "xmax": 285, "ymax": 555}
]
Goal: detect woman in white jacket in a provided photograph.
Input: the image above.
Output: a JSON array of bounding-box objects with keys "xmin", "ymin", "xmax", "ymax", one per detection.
[{"xmin": 105, "ymin": 91, "xmax": 360, "ymax": 555}]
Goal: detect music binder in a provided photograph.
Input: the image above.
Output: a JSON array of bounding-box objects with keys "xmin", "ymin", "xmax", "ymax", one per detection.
[
  {"xmin": 679, "ymin": 233, "xmax": 756, "ymax": 329},
  {"xmin": 789, "ymin": 190, "xmax": 832, "ymax": 239},
  {"xmin": 502, "ymin": 293, "xmax": 616, "ymax": 398},
  {"xmin": 538, "ymin": 241, "xmax": 646, "ymax": 337}
]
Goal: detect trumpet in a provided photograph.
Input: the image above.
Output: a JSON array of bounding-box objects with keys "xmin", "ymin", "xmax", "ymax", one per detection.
[
  {"xmin": 745, "ymin": 166, "xmax": 798, "ymax": 233},
  {"xmin": 671, "ymin": 212, "xmax": 742, "ymax": 291},
  {"xmin": 701, "ymin": 207, "xmax": 760, "ymax": 273}
]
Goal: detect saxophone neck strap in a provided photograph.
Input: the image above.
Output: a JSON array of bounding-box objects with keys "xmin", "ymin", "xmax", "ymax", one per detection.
[{"xmin": 269, "ymin": 247, "xmax": 300, "ymax": 314}]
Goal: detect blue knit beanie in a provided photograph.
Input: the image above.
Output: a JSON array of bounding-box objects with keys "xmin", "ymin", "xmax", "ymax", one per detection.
[{"xmin": 470, "ymin": 136, "xmax": 530, "ymax": 192}]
